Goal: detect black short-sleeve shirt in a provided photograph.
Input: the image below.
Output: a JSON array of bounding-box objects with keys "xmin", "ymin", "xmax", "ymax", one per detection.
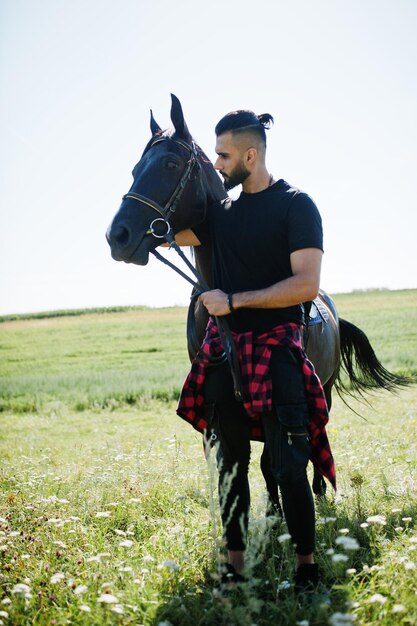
[{"xmin": 192, "ymin": 179, "xmax": 323, "ymax": 334}]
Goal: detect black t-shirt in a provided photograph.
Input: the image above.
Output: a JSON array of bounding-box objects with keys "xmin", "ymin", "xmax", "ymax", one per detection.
[{"xmin": 192, "ymin": 179, "xmax": 323, "ymax": 334}]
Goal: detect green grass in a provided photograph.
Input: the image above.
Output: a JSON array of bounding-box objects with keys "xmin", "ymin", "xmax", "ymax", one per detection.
[
  {"xmin": 0, "ymin": 308, "xmax": 190, "ymax": 414},
  {"xmin": 0, "ymin": 289, "xmax": 416, "ymax": 624},
  {"xmin": 1, "ymin": 290, "xmax": 415, "ymax": 415}
]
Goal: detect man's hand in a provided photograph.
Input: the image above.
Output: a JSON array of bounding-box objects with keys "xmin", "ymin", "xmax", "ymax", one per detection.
[{"xmin": 199, "ymin": 289, "xmax": 230, "ymax": 316}]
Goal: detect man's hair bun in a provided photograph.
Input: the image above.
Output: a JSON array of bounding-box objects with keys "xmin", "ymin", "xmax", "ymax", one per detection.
[{"xmin": 257, "ymin": 113, "xmax": 274, "ymax": 129}]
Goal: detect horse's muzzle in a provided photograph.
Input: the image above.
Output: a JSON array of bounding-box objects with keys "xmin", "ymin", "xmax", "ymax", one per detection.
[{"xmin": 106, "ymin": 221, "xmax": 151, "ymax": 265}]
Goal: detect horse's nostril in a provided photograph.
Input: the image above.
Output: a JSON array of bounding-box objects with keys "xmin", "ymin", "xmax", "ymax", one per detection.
[{"xmin": 112, "ymin": 224, "xmax": 130, "ymax": 247}]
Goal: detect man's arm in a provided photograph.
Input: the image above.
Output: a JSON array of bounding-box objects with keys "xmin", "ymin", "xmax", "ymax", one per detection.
[
  {"xmin": 199, "ymin": 248, "xmax": 322, "ymax": 316},
  {"xmin": 160, "ymin": 228, "xmax": 202, "ymax": 247}
]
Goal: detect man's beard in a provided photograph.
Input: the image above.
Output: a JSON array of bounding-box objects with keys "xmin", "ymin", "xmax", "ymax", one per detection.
[{"xmin": 222, "ymin": 161, "xmax": 250, "ymax": 191}]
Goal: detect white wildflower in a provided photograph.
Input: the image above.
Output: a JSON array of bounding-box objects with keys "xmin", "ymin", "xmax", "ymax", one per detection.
[
  {"xmin": 297, "ymin": 621, "xmax": 309, "ymax": 626},
  {"xmin": 1, "ymin": 599, "xmax": 11, "ymax": 606},
  {"xmin": 391, "ymin": 508, "xmax": 401, "ymax": 513},
  {"xmin": 86, "ymin": 555, "xmax": 101, "ymax": 563},
  {"xmin": 402, "ymin": 517, "xmax": 412, "ymax": 522},
  {"xmin": 80, "ymin": 605, "xmax": 91, "ymax": 612},
  {"xmin": 392, "ymin": 604, "xmax": 405, "ymax": 613},
  {"xmin": 278, "ymin": 580, "xmax": 291, "ymax": 590},
  {"xmin": 368, "ymin": 593, "xmax": 387, "ymax": 604},
  {"xmin": 278, "ymin": 533, "xmax": 292, "ymax": 543},
  {"xmin": 339, "ymin": 528, "xmax": 350, "ymax": 535},
  {"xmin": 21, "ymin": 554, "xmax": 30, "ymax": 560},
  {"xmin": 366, "ymin": 515, "xmax": 386, "ymax": 525},
  {"xmin": 346, "ymin": 568, "xmax": 357, "ymax": 575},
  {"xmin": 11, "ymin": 583, "xmax": 31, "ymax": 598},
  {"xmin": 157, "ymin": 621, "xmax": 173, "ymax": 626},
  {"xmin": 111, "ymin": 604, "xmax": 124, "ymax": 614},
  {"xmin": 119, "ymin": 539, "xmax": 134, "ymax": 548},
  {"xmin": 95, "ymin": 511, "xmax": 110, "ymax": 518},
  {"xmin": 360, "ymin": 522, "xmax": 369, "ymax": 528},
  {"xmin": 118, "ymin": 566, "xmax": 133, "ymax": 573},
  {"xmin": 332, "ymin": 553, "xmax": 349, "ymax": 563},
  {"xmin": 335, "ymin": 536, "xmax": 360, "ymax": 551},
  {"xmin": 326, "ymin": 548, "xmax": 335, "ymax": 555},
  {"xmin": 163, "ymin": 559, "xmax": 179, "ymax": 571},
  {"xmin": 74, "ymin": 584, "xmax": 88, "ymax": 595},
  {"xmin": 50, "ymin": 572, "xmax": 65, "ymax": 584},
  {"xmin": 328, "ymin": 612, "xmax": 355, "ymax": 625},
  {"xmin": 129, "ymin": 498, "xmax": 141, "ymax": 503},
  {"xmin": 0, "ymin": 612, "xmax": 8, "ymax": 619},
  {"xmin": 143, "ymin": 555, "xmax": 154, "ymax": 562},
  {"xmin": 114, "ymin": 529, "xmax": 126, "ymax": 536},
  {"xmin": 97, "ymin": 593, "xmax": 119, "ymax": 603}
]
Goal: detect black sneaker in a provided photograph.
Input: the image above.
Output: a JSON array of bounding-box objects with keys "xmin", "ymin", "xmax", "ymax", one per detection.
[
  {"xmin": 295, "ymin": 564, "xmax": 331, "ymax": 604},
  {"xmin": 212, "ymin": 563, "xmax": 246, "ymax": 595},
  {"xmin": 220, "ymin": 563, "xmax": 246, "ymax": 585}
]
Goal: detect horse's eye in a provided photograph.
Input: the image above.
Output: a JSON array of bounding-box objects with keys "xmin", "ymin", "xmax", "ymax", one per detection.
[{"xmin": 162, "ymin": 155, "xmax": 180, "ymax": 170}]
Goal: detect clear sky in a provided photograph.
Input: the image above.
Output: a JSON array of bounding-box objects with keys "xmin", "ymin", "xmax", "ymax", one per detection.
[{"xmin": 1, "ymin": 0, "xmax": 416, "ymax": 314}]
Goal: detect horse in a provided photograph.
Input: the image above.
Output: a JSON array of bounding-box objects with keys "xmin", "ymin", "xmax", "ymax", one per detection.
[{"xmin": 106, "ymin": 94, "xmax": 409, "ymax": 505}]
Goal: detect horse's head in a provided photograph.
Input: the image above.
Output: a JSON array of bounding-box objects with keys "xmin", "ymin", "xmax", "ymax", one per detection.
[{"xmin": 106, "ymin": 94, "xmax": 225, "ymax": 265}]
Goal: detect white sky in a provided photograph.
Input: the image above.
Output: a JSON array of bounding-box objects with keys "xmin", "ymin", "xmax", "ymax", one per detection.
[{"xmin": 1, "ymin": 0, "xmax": 416, "ymax": 314}]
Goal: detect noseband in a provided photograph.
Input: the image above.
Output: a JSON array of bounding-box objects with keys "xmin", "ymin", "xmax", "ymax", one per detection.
[{"xmin": 122, "ymin": 137, "xmax": 200, "ymax": 239}]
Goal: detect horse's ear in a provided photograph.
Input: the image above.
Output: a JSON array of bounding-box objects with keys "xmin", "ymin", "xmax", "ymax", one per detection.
[
  {"xmin": 170, "ymin": 94, "xmax": 192, "ymax": 141},
  {"xmin": 150, "ymin": 110, "xmax": 162, "ymax": 136}
]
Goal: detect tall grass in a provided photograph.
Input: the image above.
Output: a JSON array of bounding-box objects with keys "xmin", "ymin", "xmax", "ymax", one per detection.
[
  {"xmin": 0, "ymin": 290, "xmax": 416, "ymax": 625},
  {"xmin": 0, "ymin": 391, "xmax": 416, "ymax": 625}
]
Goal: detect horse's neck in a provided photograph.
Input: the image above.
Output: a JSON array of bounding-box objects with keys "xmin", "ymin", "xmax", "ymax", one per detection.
[
  {"xmin": 198, "ymin": 146, "xmax": 228, "ymax": 206},
  {"xmin": 192, "ymin": 149, "xmax": 226, "ymax": 289}
]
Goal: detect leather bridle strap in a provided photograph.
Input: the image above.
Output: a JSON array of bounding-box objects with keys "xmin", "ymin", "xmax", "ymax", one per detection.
[
  {"xmin": 153, "ymin": 230, "xmax": 243, "ymax": 402},
  {"xmin": 123, "ymin": 138, "xmax": 199, "ymax": 222}
]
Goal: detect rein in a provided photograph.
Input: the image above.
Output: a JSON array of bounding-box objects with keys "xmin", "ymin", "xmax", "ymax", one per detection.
[{"xmin": 122, "ymin": 136, "xmax": 243, "ymax": 402}]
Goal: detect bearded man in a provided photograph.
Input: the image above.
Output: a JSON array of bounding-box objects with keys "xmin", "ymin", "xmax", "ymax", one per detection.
[{"xmin": 175, "ymin": 110, "xmax": 335, "ymax": 595}]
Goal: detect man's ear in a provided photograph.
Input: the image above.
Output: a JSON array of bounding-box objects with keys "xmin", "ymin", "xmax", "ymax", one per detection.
[{"xmin": 246, "ymin": 147, "xmax": 257, "ymax": 164}]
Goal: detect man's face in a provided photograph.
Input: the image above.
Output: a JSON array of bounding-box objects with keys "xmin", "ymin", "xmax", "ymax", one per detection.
[{"xmin": 214, "ymin": 132, "xmax": 250, "ymax": 191}]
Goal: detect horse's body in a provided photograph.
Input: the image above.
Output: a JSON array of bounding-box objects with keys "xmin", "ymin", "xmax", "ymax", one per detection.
[{"xmin": 107, "ymin": 95, "xmax": 408, "ymax": 499}]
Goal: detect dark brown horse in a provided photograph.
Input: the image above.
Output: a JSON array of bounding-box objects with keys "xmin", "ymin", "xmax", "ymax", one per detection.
[{"xmin": 106, "ymin": 95, "xmax": 408, "ymax": 503}]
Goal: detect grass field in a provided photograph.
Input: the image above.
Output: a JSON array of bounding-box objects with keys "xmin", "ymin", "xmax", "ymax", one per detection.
[{"xmin": 0, "ymin": 290, "xmax": 416, "ymax": 625}]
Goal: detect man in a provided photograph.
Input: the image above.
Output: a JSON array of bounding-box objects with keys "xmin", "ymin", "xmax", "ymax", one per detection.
[{"xmin": 175, "ymin": 110, "xmax": 335, "ymax": 593}]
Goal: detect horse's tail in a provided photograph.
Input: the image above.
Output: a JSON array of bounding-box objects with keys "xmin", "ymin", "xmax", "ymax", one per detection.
[{"xmin": 335, "ymin": 318, "xmax": 412, "ymax": 398}]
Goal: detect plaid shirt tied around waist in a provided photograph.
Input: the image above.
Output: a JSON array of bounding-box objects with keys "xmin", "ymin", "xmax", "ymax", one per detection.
[{"xmin": 177, "ymin": 318, "xmax": 336, "ymax": 490}]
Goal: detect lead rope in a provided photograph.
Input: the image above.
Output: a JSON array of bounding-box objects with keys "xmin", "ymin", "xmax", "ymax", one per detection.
[{"xmin": 151, "ymin": 232, "xmax": 243, "ymax": 402}]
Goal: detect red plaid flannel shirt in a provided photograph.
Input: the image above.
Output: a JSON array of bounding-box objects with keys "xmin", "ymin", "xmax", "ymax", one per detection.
[{"xmin": 177, "ymin": 318, "xmax": 336, "ymax": 490}]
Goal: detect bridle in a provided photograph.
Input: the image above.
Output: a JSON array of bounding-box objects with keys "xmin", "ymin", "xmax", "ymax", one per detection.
[
  {"xmin": 121, "ymin": 135, "xmax": 243, "ymax": 402},
  {"xmin": 123, "ymin": 136, "xmax": 200, "ymax": 240}
]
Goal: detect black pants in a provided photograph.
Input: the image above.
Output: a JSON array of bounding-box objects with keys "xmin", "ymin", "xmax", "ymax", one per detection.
[{"xmin": 204, "ymin": 346, "xmax": 315, "ymax": 555}]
